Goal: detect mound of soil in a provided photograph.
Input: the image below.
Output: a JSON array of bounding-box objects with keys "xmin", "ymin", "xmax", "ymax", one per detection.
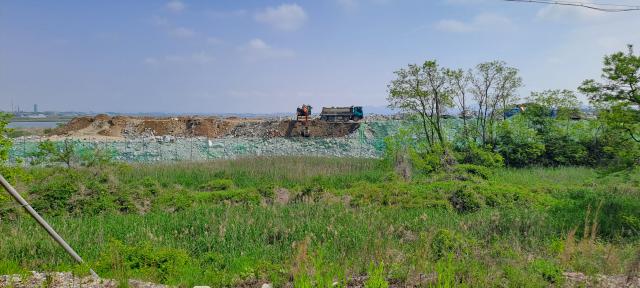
[{"xmin": 52, "ymin": 115, "xmax": 361, "ymax": 139}]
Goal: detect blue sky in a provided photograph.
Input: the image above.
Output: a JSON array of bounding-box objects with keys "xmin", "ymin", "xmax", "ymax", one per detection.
[{"xmin": 1, "ymin": 0, "xmax": 639, "ymax": 113}]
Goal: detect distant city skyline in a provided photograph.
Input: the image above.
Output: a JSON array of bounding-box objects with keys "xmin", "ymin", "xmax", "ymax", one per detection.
[{"xmin": 1, "ymin": 0, "xmax": 639, "ymax": 113}]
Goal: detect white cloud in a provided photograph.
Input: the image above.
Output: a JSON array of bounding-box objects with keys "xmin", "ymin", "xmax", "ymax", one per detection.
[
  {"xmin": 255, "ymin": 4, "xmax": 307, "ymax": 31},
  {"xmin": 166, "ymin": 1, "xmax": 186, "ymax": 13},
  {"xmin": 168, "ymin": 27, "xmax": 195, "ymax": 38},
  {"xmin": 239, "ymin": 38, "xmax": 295, "ymax": 61},
  {"xmin": 435, "ymin": 13, "xmax": 514, "ymax": 33}
]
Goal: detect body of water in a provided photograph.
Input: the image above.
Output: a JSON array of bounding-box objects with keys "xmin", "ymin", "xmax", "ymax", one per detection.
[{"xmin": 8, "ymin": 121, "xmax": 64, "ymax": 128}]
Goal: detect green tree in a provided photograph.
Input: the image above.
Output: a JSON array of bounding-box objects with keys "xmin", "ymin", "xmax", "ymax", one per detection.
[
  {"xmin": 528, "ymin": 89, "xmax": 580, "ymax": 120},
  {"xmin": 30, "ymin": 139, "xmax": 78, "ymax": 168},
  {"xmin": 579, "ymin": 44, "xmax": 640, "ymax": 143},
  {"xmin": 469, "ymin": 61, "xmax": 523, "ymax": 146},
  {"xmin": 495, "ymin": 116, "xmax": 545, "ymax": 167},
  {"xmin": 446, "ymin": 68, "xmax": 472, "ymax": 140},
  {"xmin": 388, "ymin": 60, "xmax": 454, "ymax": 149}
]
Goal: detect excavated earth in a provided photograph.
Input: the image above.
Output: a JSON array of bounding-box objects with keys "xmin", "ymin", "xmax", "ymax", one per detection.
[{"xmin": 52, "ymin": 114, "xmax": 360, "ymax": 139}]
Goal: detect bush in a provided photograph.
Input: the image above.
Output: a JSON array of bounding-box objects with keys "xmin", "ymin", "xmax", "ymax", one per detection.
[
  {"xmin": 495, "ymin": 116, "xmax": 545, "ymax": 167},
  {"xmin": 96, "ymin": 240, "xmax": 191, "ymax": 284},
  {"xmin": 430, "ymin": 229, "xmax": 467, "ymax": 260},
  {"xmin": 29, "ymin": 170, "xmax": 80, "ymax": 215},
  {"xmin": 409, "ymin": 149, "xmax": 443, "ymax": 175},
  {"xmin": 153, "ymin": 189, "xmax": 194, "ymax": 212},
  {"xmin": 456, "ymin": 144, "xmax": 504, "ymax": 168},
  {"xmin": 530, "ymin": 259, "xmax": 563, "ymax": 284},
  {"xmin": 449, "ymin": 187, "xmax": 483, "ymax": 213},
  {"xmin": 454, "ymin": 164, "xmax": 493, "ymax": 180},
  {"xmin": 540, "ymin": 126, "xmax": 588, "ymax": 166},
  {"xmin": 199, "ymin": 179, "xmax": 234, "ymax": 191}
]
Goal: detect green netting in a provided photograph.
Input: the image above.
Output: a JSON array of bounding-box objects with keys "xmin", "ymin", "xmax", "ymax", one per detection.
[{"xmin": 7, "ymin": 120, "xmax": 412, "ymax": 164}]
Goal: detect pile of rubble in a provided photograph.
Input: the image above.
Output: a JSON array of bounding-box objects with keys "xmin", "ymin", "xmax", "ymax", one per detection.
[
  {"xmin": 53, "ymin": 115, "xmax": 363, "ymax": 139},
  {"xmin": 54, "ymin": 115, "xmax": 237, "ymax": 138}
]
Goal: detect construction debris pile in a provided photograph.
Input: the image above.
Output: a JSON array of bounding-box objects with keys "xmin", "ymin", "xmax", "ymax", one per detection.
[
  {"xmin": 9, "ymin": 115, "xmax": 404, "ymax": 162},
  {"xmin": 53, "ymin": 114, "xmax": 360, "ymax": 139}
]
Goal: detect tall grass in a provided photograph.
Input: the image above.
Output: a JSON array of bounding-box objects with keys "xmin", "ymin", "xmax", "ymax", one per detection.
[
  {"xmin": 120, "ymin": 156, "xmax": 382, "ymax": 189},
  {"xmin": 1, "ymin": 158, "xmax": 639, "ymax": 286}
]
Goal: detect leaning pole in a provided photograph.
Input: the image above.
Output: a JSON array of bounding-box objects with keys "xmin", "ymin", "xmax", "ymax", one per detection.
[{"xmin": 0, "ymin": 173, "xmax": 98, "ymax": 278}]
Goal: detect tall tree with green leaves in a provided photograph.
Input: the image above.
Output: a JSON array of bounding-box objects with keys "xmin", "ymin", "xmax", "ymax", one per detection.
[
  {"xmin": 469, "ymin": 61, "xmax": 522, "ymax": 146},
  {"xmin": 446, "ymin": 68, "xmax": 471, "ymax": 140},
  {"xmin": 579, "ymin": 44, "xmax": 640, "ymax": 143},
  {"xmin": 528, "ymin": 90, "xmax": 579, "ymax": 114},
  {"xmin": 527, "ymin": 89, "xmax": 581, "ymax": 123},
  {"xmin": 387, "ymin": 60, "xmax": 453, "ymax": 150}
]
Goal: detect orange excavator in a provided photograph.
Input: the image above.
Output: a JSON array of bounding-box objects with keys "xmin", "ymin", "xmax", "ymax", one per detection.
[{"xmin": 296, "ymin": 104, "xmax": 312, "ymax": 137}]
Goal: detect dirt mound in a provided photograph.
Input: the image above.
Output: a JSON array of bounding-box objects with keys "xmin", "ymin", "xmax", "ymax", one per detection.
[
  {"xmin": 53, "ymin": 115, "xmax": 361, "ymax": 139},
  {"xmin": 54, "ymin": 116, "xmax": 93, "ymax": 134}
]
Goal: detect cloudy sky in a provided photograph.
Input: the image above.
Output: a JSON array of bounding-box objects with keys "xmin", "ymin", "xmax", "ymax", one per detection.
[{"xmin": 1, "ymin": 0, "xmax": 639, "ymax": 113}]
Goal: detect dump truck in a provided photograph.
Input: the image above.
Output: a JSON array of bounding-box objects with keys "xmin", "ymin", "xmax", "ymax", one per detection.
[{"xmin": 319, "ymin": 106, "xmax": 363, "ymax": 122}]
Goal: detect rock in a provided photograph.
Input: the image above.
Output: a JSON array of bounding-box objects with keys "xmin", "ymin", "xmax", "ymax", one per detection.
[
  {"xmin": 0, "ymin": 272, "xmax": 170, "ymax": 288},
  {"xmin": 261, "ymin": 283, "xmax": 273, "ymax": 288},
  {"xmin": 275, "ymin": 188, "xmax": 290, "ymax": 204},
  {"xmin": 564, "ymin": 272, "xmax": 640, "ymax": 288}
]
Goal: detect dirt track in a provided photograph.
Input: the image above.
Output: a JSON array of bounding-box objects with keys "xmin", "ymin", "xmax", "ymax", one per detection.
[{"xmin": 52, "ymin": 114, "xmax": 360, "ymax": 139}]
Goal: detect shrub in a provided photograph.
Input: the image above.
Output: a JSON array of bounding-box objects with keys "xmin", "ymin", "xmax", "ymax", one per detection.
[
  {"xmin": 199, "ymin": 179, "xmax": 234, "ymax": 191},
  {"xmin": 456, "ymin": 144, "xmax": 504, "ymax": 168},
  {"xmin": 430, "ymin": 229, "xmax": 467, "ymax": 260},
  {"xmin": 29, "ymin": 139, "xmax": 79, "ymax": 168},
  {"xmin": 454, "ymin": 164, "xmax": 493, "ymax": 180},
  {"xmin": 153, "ymin": 189, "xmax": 194, "ymax": 212},
  {"xmin": 449, "ymin": 187, "xmax": 483, "ymax": 213},
  {"xmin": 29, "ymin": 170, "xmax": 80, "ymax": 215},
  {"xmin": 495, "ymin": 116, "xmax": 545, "ymax": 167},
  {"xmin": 530, "ymin": 259, "xmax": 563, "ymax": 284},
  {"xmin": 195, "ymin": 188, "xmax": 261, "ymax": 204},
  {"xmin": 405, "ymin": 148, "xmax": 443, "ymax": 176},
  {"xmin": 96, "ymin": 240, "xmax": 191, "ymax": 284},
  {"xmin": 540, "ymin": 126, "xmax": 588, "ymax": 166}
]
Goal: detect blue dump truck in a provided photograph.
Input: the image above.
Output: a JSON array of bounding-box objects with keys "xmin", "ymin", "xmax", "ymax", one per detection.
[{"xmin": 319, "ymin": 106, "xmax": 364, "ymax": 122}]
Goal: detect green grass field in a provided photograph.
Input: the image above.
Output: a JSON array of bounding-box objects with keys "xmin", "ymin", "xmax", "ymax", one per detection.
[{"xmin": 1, "ymin": 157, "xmax": 639, "ymax": 287}]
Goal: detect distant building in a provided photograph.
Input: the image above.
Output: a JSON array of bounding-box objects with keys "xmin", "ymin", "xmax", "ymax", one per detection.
[{"xmin": 33, "ymin": 104, "xmax": 38, "ymax": 113}]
